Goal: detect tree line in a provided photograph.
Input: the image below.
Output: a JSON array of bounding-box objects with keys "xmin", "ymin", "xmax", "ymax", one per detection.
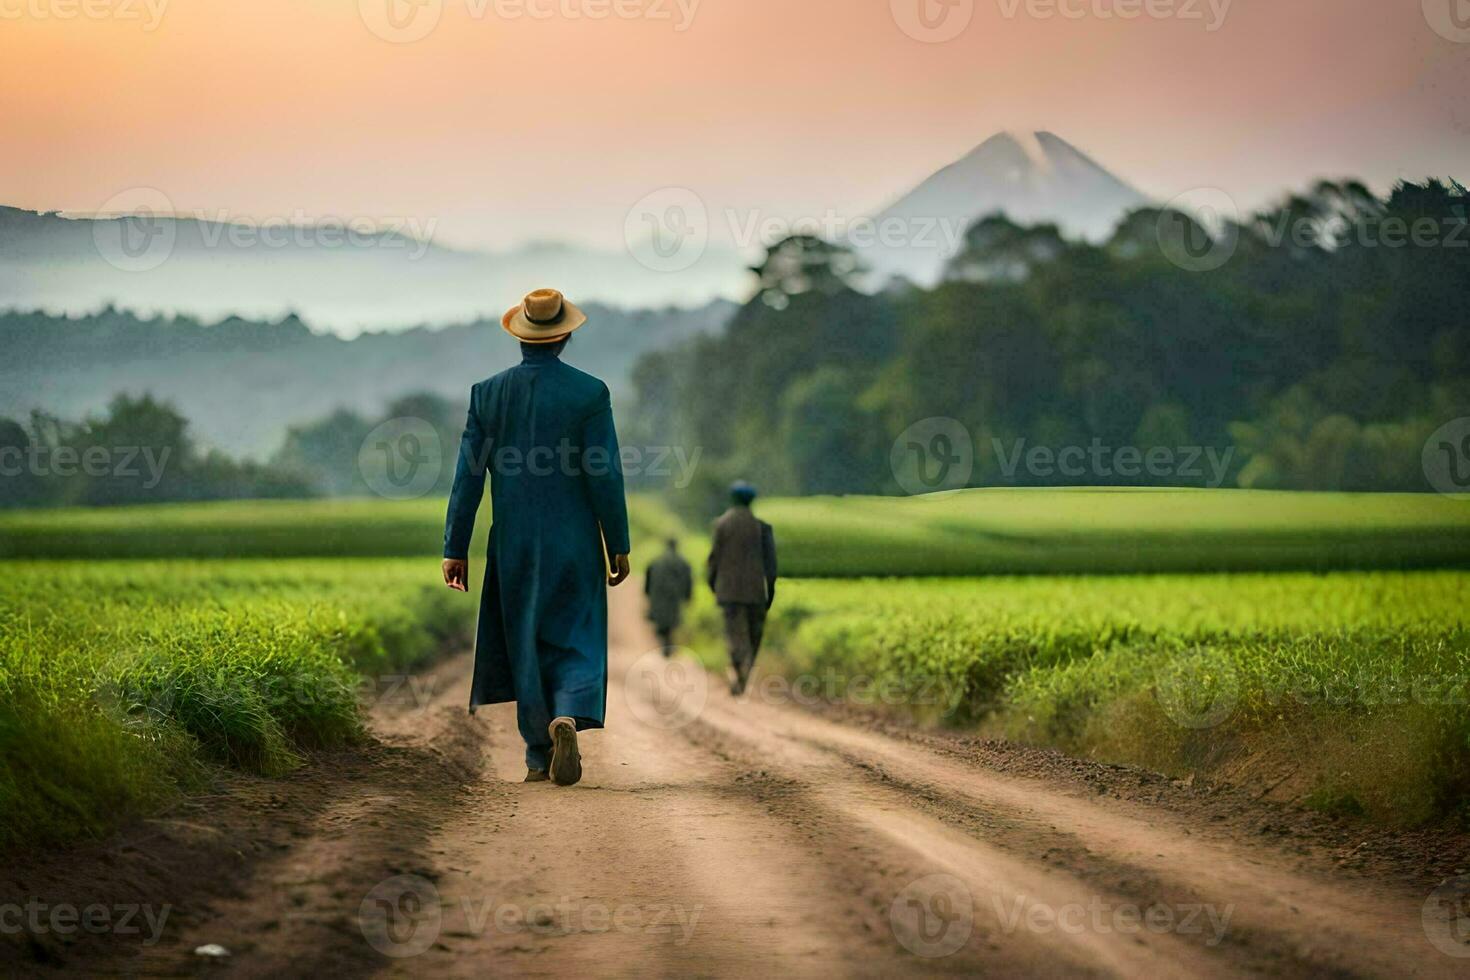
[
  {"xmin": 626, "ymin": 179, "xmax": 1469, "ymax": 516},
  {"xmin": 0, "ymin": 393, "xmax": 466, "ymax": 508}
]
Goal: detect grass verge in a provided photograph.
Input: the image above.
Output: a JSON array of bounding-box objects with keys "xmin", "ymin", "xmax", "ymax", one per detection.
[
  {"xmin": 0, "ymin": 560, "xmax": 474, "ymax": 851},
  {"xmin": 678, "ymin": 572, "xmax": 1470, "ymax": 826}
]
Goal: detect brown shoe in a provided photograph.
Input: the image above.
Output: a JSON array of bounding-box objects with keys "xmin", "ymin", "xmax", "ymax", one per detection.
[
  {"xmin": 524, "ymin": 768, "xmax": 549, "ymax": 783},
  {"xmin": 548, "ymin": 717, "xmax": 582, "ymax": 787}
]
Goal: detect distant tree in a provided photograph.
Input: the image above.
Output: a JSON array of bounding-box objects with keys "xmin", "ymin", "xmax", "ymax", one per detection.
[
  {"xmin": 71, "ymin": 394, "xmax": 193, "ymax": 505},
  {"xmin": 0, "ymin": 417, "xmax": 41, "ymax": 507},
  {"xmin": 272, "ymin": 408, "xmax": 372, "ymax": 496},
  {"xmin": 750, "ymin": 235, "xmax": 864, "ymax": 309},
  {"xmin": 943, "ymin": 214, "xmax": 1069, "ymax": 283},
  {"xmin": 777, "ymin": 367, "xmax": 881, "ymax": 495},
  {"xmin": 384, "ymin": 392, "xmax": 462, "ymax": 495}
]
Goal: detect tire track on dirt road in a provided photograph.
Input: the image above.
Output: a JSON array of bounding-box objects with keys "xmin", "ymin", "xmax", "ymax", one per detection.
[
  {"xmin": 388, "ymin": 592, "xmax": 1292, "ymax": 977},
  {"xmin": 126, "ymin": 583, "xmax": 1463, "ymax": 977}
]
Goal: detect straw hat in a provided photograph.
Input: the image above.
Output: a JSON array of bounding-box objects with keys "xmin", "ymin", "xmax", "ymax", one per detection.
[{"xmin": 501, "ymin": 288, "xmax": 588, "ymax": 344}]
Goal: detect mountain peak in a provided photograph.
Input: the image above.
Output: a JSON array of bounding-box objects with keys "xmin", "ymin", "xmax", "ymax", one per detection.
[
  {"xmin": 862, "ymin": 130, "xmax": 1150, "ymax": 284},
  {"xmin": 956, "ymin": 130, "xmax": 1053, "ymax": 173}
]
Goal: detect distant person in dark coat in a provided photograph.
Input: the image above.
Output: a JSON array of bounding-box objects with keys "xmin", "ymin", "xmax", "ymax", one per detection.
[
  {"xmin": 644, "ymin": 538, "xmax": 693, "ymax": 655},
  {"xmin": 442, "ymin": 289, "xmax": 631, "ymax": 787},
  {"xmin": 706, "ymin": 481, "xmax": 777, "ymax": 696}
]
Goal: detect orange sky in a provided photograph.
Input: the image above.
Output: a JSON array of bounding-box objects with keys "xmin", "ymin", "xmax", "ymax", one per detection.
[{"xmin": 2, "ymin": 0, "xmax": 1467, "ymax": 249}]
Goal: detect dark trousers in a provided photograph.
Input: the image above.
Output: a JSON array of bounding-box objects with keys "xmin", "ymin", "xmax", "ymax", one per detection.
[
  {"xmin": 519, "ymin": 639, "xmax": 593, "ymax": 771},
  {"xmin": 721, "ymin": 602, "xmax": 768, "ymax": 684}
]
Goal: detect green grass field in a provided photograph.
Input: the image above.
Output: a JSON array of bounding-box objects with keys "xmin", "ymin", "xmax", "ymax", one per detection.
[
  {"xmin": 653, "ymin": 491, "xmax": 1470, "ymax": 824},
  {"xmin": 6, "ymin": 489, "xmax": 1470, "ymax": 575},
  {"xmin": 0, "ymin": 497, "xmax": 471, "ymax": 559},
  {"xmin": 726, "ymin": 572, "xmax": 1470, "ymax": 824},
  {"xmin": 0, "ymin": 496, "xmax": 680, "ymax": 851},
  {"xmin": 755, "ymin": 488, "xmax": 1470, "ymax": 576},
  {"xmin": 4, "ymin": 490, "xmax": 1469, "ymax": 840},
  {"xmin": 0, "ymin": 559, "xmax": 475, "ymax": 851}
]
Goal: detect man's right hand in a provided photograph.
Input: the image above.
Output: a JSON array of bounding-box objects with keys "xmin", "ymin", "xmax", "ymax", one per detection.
[
  {"xmin": 608, "ymin": 554, "xmax": 632, "ymax": 588},
  {"xmin": 442, "ymin": 558, "xmax": 469, "ymax": 592}
]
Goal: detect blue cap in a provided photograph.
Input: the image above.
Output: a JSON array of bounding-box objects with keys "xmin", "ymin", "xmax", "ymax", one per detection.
[{"xmin": 730, "ymin": 480, "xmax": 758, "ymax": 503}]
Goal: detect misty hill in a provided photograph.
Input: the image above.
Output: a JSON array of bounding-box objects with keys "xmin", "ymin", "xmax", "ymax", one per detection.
[
  {"xmin": 1, "ymin": 302, "xmax": 735, "ymax": 457},
  {"xmin": 0, "ymin": 205, "xmax": 747, "ymax": 332},
  {"xmin": 857, "ymin": 131, "xmax": 1149, "ymax": 285},
  {"xmin": 2, "ymin": 132, "xmax": 1151, "ymax": 322}
]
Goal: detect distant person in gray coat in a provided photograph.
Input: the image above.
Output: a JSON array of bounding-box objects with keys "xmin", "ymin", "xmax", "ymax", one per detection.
[
  {"xmin": 706, "ymin": 481, "xmax": 777, "ymax": 696},
  {"xmin": 644, "ymin": 537, "xmax": 693, "ymax": 655}
]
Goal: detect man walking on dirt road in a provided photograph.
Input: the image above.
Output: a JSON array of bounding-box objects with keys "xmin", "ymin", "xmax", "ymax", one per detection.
[
  {"xmin": 442, "ymin": 288, "xmax": 632, "ymax": 787},
  {"xmin": 706, "ymin": 481, "xmax": 778, "ymax": 696},
  {"xmin": 645, "ymin": 537, "xmax": 693, "ymax": 655}
]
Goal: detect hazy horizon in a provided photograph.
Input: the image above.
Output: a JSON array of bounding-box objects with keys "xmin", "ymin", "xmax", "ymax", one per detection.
[{"xmin": 3, "ymin": 0, "xmax": 1467, "ymax": 255}]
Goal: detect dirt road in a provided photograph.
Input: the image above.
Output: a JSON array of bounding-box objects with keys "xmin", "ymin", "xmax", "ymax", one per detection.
[{"xmin": 19, "ymin": 584, "xmax": 1468, "ymax": 977}]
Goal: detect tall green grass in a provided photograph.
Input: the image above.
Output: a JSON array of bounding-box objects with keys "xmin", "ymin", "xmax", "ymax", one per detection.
[
  {"xmin": 727, "ymin": 573, "xmax": 1470, "ymax": 824},
  {"xmin": 0, "ymin": 560, "xmax": 474, "ymax": 851}
]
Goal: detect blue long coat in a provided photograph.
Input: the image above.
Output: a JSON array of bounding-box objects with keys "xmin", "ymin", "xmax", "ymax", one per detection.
[{"xmin": 443, "ymin": 345, "xmax": 630, "ymax": 729}]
